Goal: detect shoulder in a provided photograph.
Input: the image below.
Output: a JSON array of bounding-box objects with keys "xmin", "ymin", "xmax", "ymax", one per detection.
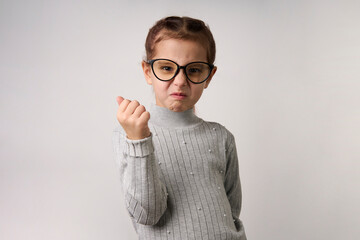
[{"xmin": 201, "ymin": 120, "xmax": 235, "ymax": 144}]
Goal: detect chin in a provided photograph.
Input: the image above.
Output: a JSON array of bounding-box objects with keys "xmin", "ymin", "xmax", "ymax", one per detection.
[{"xmin": 168, "ymin": 102, "xmax": 190, "ymax": 112}]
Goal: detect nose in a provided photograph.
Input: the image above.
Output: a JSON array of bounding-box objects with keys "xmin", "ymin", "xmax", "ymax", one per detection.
[{"xmin": 173, "ymin": 67, "xmax": 188, "ymax": 87}]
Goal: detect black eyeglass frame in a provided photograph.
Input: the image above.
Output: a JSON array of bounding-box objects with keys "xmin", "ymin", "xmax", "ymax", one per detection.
[{"xmin": 146, "ymin": 58, "xmax": 215, "ymax": 84}]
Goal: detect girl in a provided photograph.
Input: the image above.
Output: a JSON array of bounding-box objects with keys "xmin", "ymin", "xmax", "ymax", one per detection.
[{"xmin": 113, "ymin": 16, "xmax": 247, "ymax": 240}]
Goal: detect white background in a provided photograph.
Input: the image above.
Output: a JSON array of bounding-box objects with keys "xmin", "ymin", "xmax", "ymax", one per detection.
[{"xmin": 1, "ymin": 0, "xmax": 359, "ymax": 239}]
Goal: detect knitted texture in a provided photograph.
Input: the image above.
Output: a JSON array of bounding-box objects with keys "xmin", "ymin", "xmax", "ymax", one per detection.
[{"xmin": 112, "ymin": 104, "xmax": 246, "ymax": 239}]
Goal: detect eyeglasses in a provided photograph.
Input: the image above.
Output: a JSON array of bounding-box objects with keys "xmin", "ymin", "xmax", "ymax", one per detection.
[{"xmin": 146, "ymin": 58, "xmax": 215, "ymax": 84}]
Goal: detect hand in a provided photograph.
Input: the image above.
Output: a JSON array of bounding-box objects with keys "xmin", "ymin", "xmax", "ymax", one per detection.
[{"xmin": 116, "ymin": 96, "xmax": 151, "ymax": 140}]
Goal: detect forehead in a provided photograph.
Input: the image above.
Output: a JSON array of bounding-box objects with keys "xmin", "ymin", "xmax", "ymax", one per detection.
[{"xmin": 153, "ymin": 38, "xmax": 207, "ymax": 63}]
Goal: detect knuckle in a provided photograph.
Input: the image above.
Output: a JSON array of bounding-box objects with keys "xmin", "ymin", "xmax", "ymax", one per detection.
[
  {"xmin": 136, "ymin": 119, "xmax": 146, "ymax": 128},
  {"xmin": 120, "ymin": 99, "xmax": 130, "ymax": 109},
  {"xmin": 131, "ymin": 100, "xmax": 140, "ymax": 106},
  {"xmin": 144, "ymin": 111, "xmax": 150, "ymax": 118},
  {"xmin": 133, "ymin": 121, "xmax": 140, "ymax": 128},
  {"xmin": 123, "ymin": 99, "xmax": 130, "ymax": 105},
  {"xmin": 125, "ymin": 115, "xmax": 134, "ymax": 123},
  {"xmin": 138, "ymin": 105, "xmax": 146, "ymax": 112}
]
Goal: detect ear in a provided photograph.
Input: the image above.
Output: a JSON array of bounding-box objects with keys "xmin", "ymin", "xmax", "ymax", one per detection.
[
  {"xmin": 142, "ymin": 61, "xmax": 153, "ymax": 85},
  {"xmin": 204, "ymin": 66, "xmax": 217, "ymax": 89}
]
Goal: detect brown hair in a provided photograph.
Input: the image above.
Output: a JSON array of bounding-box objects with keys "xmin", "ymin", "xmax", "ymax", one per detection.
[{"xmin": 145, "ymin": 16, "xmax": 216, "ymax": 64}]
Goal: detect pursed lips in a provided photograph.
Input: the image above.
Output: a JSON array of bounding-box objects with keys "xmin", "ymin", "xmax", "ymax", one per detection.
[{"xmin": 170, "ymin": 92, "xmax": 187, "ymax": 99}]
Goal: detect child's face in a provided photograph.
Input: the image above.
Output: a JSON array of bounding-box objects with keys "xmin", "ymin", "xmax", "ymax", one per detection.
[{"xmin": 142, "ymin": 38, "xmax": 217, "ymax": 112}]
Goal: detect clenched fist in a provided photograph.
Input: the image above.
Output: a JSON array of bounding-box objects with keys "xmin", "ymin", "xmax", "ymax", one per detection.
[{"xmin": 116, "ymin": 96, "xmax": 151, "ymax": 140}]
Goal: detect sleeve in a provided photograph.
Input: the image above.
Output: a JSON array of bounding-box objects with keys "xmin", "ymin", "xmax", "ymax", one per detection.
[
  {"xmin": 112, "ymin": 126, "xmax": 168, "ymax": 225},
  {"xmin": 224, "ymin": 132, "xmax": 246, "ymax": 237}
]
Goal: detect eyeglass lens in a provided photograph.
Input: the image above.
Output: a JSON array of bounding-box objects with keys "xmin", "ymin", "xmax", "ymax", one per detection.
[{"xmin": 152, "ymin": 59, "xmax": 211, "ymax": 83}]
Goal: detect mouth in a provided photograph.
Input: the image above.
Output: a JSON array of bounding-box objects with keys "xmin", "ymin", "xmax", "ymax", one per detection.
[{"xmin": 170, "ymin": 92, "xmax": 187, "ymax": 100}]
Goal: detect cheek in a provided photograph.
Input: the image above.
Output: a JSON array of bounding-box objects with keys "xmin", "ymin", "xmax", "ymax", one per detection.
[
  {"xmin": 152, "ymin": 80, "xmax": 170, "ymax": 96},
  {"xmin": 192, "ymin": 85, "xmax": 205, "ymax": 98}
]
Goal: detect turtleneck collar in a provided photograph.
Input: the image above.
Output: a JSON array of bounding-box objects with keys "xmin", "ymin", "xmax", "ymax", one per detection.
[{"xmin": 148, "ymin": 104, "xmax": 203, "ymax": 128}]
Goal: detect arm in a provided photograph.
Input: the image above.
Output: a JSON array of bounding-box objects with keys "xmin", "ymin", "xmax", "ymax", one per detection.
[
  {"xmin": 224, "ymin": 133, "xmax": 246, "ymax": 234},
  {"xmin": 113, "ymin": 129, "xmax": 167, "ymax": 225},
  {"xmin": 112, "ymin": 96, "xmax": 167, "ymax": 225}
]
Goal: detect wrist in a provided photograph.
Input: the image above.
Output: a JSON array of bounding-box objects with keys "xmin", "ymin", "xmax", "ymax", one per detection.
[{"xmin": 126, "ymin": 132, "xmax": 151, "ymax": 140}]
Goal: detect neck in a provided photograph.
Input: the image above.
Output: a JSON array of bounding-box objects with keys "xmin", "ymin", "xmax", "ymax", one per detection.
[{"xmin": 148, "ymin": 104, "xmax": 202, "ymax": 128}]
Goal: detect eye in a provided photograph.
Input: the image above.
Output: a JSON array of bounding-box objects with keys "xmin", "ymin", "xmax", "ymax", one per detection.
[
  {"xmin": 160, "ymin": 65, "xmax": 174, "ymax": 71},
  {"xmin": 187, "ymin": 63, "xmax": 209, "ymax": 75},
  {"xmin": 187, "ymin": 67, "xmax": 203, "ymax": 74}
]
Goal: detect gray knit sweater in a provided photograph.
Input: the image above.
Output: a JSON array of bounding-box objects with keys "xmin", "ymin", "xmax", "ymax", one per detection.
[{"xmin": 112, "ymin": 104, "xmax": 247, "ymax": 240}]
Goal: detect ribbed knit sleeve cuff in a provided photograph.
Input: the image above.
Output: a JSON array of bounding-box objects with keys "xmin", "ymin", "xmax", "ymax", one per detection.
[{"xmin": 124, "ymin": 134, "xmax": 154, "ymax": 158}]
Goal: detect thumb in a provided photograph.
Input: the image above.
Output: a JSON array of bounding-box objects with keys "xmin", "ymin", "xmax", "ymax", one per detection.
[{"xmin": 116, "ymin": 96, "xmax": 124, "ymax": 106}]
